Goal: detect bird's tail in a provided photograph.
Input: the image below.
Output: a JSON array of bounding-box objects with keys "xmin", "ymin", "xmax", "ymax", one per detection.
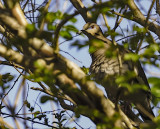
[{"xmin": 136, "ymin": 101, "xmax": 155, "ymax": 122}]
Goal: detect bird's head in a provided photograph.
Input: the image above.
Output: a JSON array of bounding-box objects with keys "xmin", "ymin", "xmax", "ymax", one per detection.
[{"xmin": 80, "ymin": 22, "xmax": 104, "ymax": 39}]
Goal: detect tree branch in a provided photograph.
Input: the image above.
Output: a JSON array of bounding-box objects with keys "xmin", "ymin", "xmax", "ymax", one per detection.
[
  {"xmin": 11, "ymin": 2, "xmax": 28, "ymax": 26},
  {"xmin": 0, "ymin": 43, "xmax": 135, "ymax": 128},
  {"xmin": 69, "ymin": 0, "xmax": 92, "ymax": 22},
  {"xmin": 126, "ymin": 0, "xmax": 160, "ymax": 37},
  {"xmin": 156, "ymin": 0, "xmax": 160, "ymax": 16}
]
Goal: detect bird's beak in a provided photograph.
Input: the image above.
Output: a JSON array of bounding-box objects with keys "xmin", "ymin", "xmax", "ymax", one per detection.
[
  {"xmin": 77, "ymin": 29, "xmax": 86, "ymax": 35},
  {"xmin": 76, "ymin": 30, "xmax": 83, "ymax": 35}
]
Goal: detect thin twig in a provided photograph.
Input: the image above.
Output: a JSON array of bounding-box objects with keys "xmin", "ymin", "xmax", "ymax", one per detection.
[
  {"xmin": 53, "ymin": 11, "xmax": 79, "ymax": 53},
  {"xmin": 145, "ymin": 0, "xmax": 156, "ymax": 27},
  {"xmin": 0, "ymin": 71, "xmax": 23, "ymax": 107},
  {"xmin": 36, "ymin": 0, "xmax": 52, "ymax": 36},
  {"xmin": 1, "ymin": 112, "xmax": 57, "ymax": 128},
  {"xmin": 60, "ymin": 49, "xmax": 82, "ymax": 63},
  {"xmin": 116, "ymin": 34, "xmax": 137, "ymax": 42}
]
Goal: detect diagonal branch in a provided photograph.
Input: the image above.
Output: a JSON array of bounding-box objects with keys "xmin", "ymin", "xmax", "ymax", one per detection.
[
  {"xmin": 11, "ymin": 2, "xmax": 28, "ymax": 26},
  {"xmin": 0, "ymin": 8, "xmax": 54, "ymax": 57},
  {"xmin": 126, "ymin": 0, "xmax": 160, "ymax": 37},
  {"xmin": 0, "ymin": 43, "xmax": 135, "ymax": 128},
  {"xmin": 156, "ymin": 0, "xmax": 160, "ymax": 16},
  {"xmin": 69, "ymin": 0, "xmax": 92, "ymax": 22}
]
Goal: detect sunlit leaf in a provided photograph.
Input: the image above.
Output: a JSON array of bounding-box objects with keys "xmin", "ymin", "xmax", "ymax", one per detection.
[
  {"xmin": 124, "ymin": 53, "xmax": 139, "ymax": 62},
  {"xmin": 149, "ymin": 77, "xmax": 160, "ymax": 99},
  {"xmin": 26, "ymin": 24, "xmax": 36, "ymax": 33}
]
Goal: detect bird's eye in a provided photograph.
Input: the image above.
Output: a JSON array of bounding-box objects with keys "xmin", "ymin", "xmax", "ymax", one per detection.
[
  {"xmin": 87, "ymin": 25, "xmax": 95, "ymax": 30},
  {"xmin": 91, "ymin": 25, "xmax": 94, "ymax": 29}
]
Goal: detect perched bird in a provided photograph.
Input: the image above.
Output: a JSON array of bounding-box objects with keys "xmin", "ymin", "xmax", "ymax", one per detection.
[{"xmin": 81, "ymin": 22, "xmax": 154, "ymax": 122}]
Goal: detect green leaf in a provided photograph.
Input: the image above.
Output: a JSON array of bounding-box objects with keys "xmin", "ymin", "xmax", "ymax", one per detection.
[
  {"xmin": 24, "ymin": 100, "xmax": 30, "ymax": 108},
  {"xmin": 30, "ymin": 107, "xmax": 34, "ymax": 112},
  {"xmin": 34, "ymin": 111, "xmax": 40, "ymax": 117},
  {"xmin": 60, "ymin": 31, "xmax": 72, "ymax": 40},
  {"xmin": 142, "ymin": 44, "xmax": 159, "ymax": 58},
  {"xmin": 65, "ymin": 25, "xmax": 78, "ymax": 32},
  {"xmin": 26, "ymin": 24, "xmax": 36, "ymax": 33},
  {"xmin": 41, "ymin": 95, "xmax": 53, "ymax": 103},
  {"xmin": 69, "ymin": 17, "xmax": 77, "ymax": 23},
  {"xmin": 124, "ymin": 53, "xmax": 139, "ymax": 62},
  {"xmin": 89, "ymin": 39, "xmax": 105, "ymax": 53},
  {"xmin": 62, "ymin": 13, "xmax": 77, "ymax": 23},
  {"xmin": 81, "ymin": 66, "xmax": 89, "ymax": 74},
  {"xmin": 71, "ymin": 40, "xmax": 88, "ymax": 50},
  {"xmin": 149, "ymin": 77, "xmax": 160, "ymax": 100},
  {"xmin": 107, "ymin": 29, "xmax": 120, "ymax": 37},
  {"xmin": 133, "ymin": 26, "xmax": 147, "ymax": 33},
  {"xmin": 100, "ymin": 7, "xmax": 111, "ymax": 13},
  {"xmin": 2, "ymin": 73, "xmax": 14, "ymax": 82},
  {"xmin": 46, "ymin": 12, "xmax": 56, "ymax": 23},
  {"xmin": 34, "ymin": 114, "xmax": 46, "ymax": 120},
  {"xmin": 47, "ymin": 23, "xmax": 56, "ymax": 31},
  {"xmin": 148, "ymin": 77, "xmax": 160, "ymax": 84},
  {"xmin": 46, "ymin": 11, "xmax": 62, "ymax": 23}
]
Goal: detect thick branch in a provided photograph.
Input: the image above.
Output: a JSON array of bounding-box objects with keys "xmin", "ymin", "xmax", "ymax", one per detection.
[
  {"xmin": 69, "ymin": 0, "xmax": 93, "ymax": 22},
  {"xmin": 53, "ymin": 55, "xmax": 135, "ymax": 128},
  {"xmin": 11, "ymin": 3, "xmax": 28, "ymax": 26},
  {"xmin": 126, "ymin": 0, "xmax": 160, "ymax": 37},
  {"xmin": 0, "ymin": 9, "xmax": 27, "ymax": 38},
  {"xmin": 0, "ymin": 43, "xmax": 134, "ymax": 128},
  {"xmin": 55, "ymin": 71, "xmax": 94, "ymax": 107}
]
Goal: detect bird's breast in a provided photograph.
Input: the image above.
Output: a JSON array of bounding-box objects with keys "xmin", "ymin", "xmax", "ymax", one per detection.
[{"xmin": 90, "ymin": 51, "xmax": 129, "ymax": 80}]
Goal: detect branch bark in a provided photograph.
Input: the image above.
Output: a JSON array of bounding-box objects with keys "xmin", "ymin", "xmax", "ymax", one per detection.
[
  {"xmin": 126, "ymin": 0, "xmax": 160, "ymax": 37},
  {"xmin": 69, "ymin": 0, "xmax": 93, "ymax": 22}
]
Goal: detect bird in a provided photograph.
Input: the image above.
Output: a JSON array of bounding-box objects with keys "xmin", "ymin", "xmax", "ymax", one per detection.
[{"xmin": 80, "ymin": 22, "xmax": 155, "ymax": 122}]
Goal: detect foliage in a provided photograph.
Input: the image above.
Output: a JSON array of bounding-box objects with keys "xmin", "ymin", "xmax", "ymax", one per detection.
[{"xmin": 0, "ymin": 0, "xmax": 160, "ymax": 129}]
